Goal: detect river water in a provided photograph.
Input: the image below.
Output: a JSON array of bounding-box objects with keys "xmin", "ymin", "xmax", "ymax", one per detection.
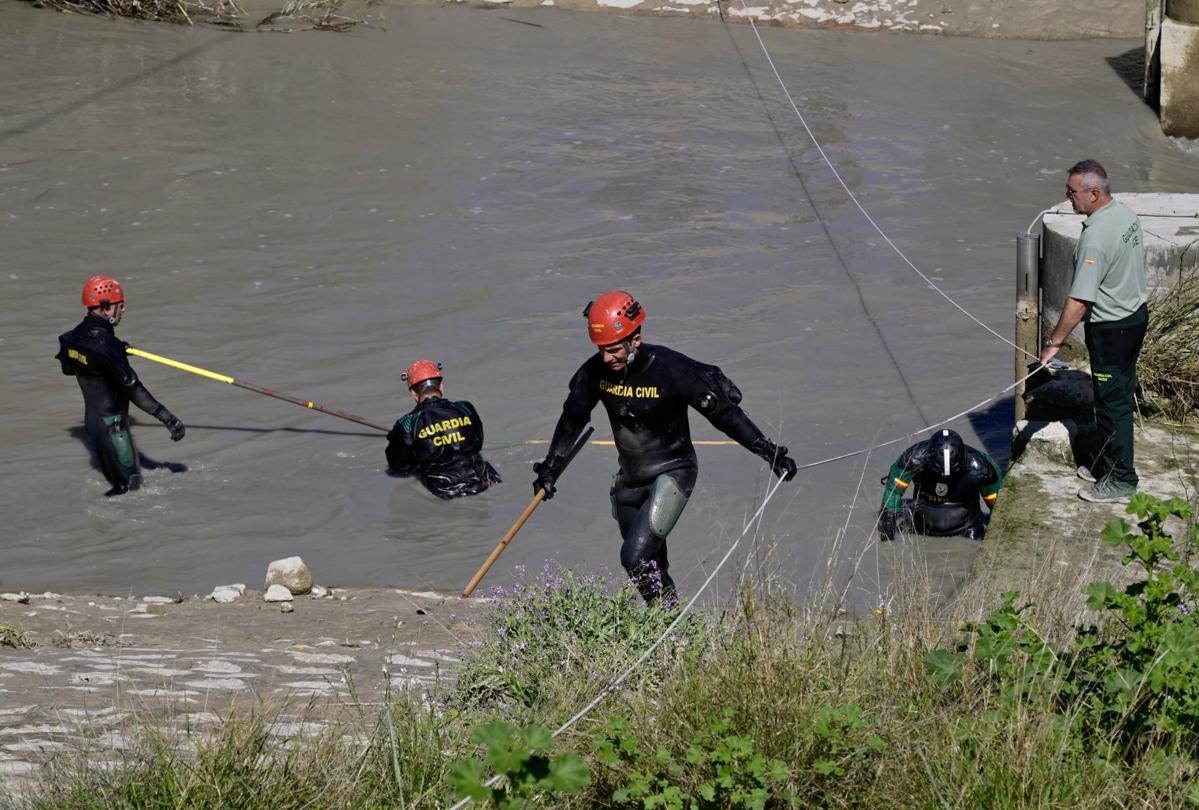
[{"xmin": 2, "ymin": 4, "xmax": 1197, "ymax": 602}]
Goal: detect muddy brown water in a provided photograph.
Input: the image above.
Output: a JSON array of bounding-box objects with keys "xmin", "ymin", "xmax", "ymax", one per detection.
[{"xmin": 2, "ymin": 5, "xmax": 1197, "ymax": 604}]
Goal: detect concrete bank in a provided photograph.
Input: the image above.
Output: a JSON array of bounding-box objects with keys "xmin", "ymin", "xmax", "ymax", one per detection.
[
  {"xmin": 0, "ymin": 588, "xmax": 483, "ymax": 793},
  {"xmin": 420, "ymin": 0, "xmax": 1141, "ymax": 38},
  {"xmin": 967, "ymin": 417, "xmax": 1198, "ymax": 603}
]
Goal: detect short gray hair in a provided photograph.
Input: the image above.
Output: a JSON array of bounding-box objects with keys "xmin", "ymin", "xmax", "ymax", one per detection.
[{"xmin": 1067, "ymin": 159, "xmax": 1111, "ymax": 195}]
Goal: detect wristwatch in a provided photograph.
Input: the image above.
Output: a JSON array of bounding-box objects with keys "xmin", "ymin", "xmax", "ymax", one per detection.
[{"xmin": 1043, "ymin": 337, "xmax": 1062, "ymax": 348}]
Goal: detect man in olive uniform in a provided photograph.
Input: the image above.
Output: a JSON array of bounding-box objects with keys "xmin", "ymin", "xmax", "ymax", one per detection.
[
  {"xmin": 1040, "ymin": 160, "xmax": 1148, "ymax": 503},
  {"xmin": 534, "ymin": 290, "xmax": 797, "ymax": 604},
  {"xmin": 877, "ymin": 428, "xmax": 1003, "ymax": 542},
  {"xmin": 386, "ymin": 359, "xmax": 501, "ymax": 500},
  {"xmin": 57, "ymin": 275, "xmax": 186, "ymax": 496}
]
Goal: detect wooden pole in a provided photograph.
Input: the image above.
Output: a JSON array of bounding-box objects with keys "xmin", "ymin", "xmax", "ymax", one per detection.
[
  {"xmin": 461, "ymin": 426, "xmax": 595, "ymax": 598},
  {"xmin": 461, "ymin": 490, "xmax": 546, "ymax": 598},
  {"xmin": 127, "ymin": 347, "xmax": 392, "ymax": 432}
]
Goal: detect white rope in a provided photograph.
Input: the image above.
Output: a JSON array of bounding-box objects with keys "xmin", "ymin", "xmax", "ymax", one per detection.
[
  {"xmin": 730, "ymin": 3, "xmax": 1038, "ymax": 361},
  {"xmin": 792, "ymin": 367, "xmax": 1038, "ymax": 472},
  {"xmin": 1027, "ymin": 207, "xmax": 1057, "ymax": 236},
  {"xmin": 445, "ymin": 473, "xmax": 788, "ymax": 810},
  {"xmin": 443, "ymin": 366, "xmax": 1038, "ymax": 808}
]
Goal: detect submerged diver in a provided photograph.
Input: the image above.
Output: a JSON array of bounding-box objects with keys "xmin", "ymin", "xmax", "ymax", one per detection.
[
  {"xmin": 534, "ymin": 291, "xmax": 798, "ymax": 604},
  {"xmin": 386, "ymin": 359, "xmax": 501, "ymax": 500},
  {"xmin": 877, "ymin": 428, "xmax": 1002, "ymax": 542},
  {"xmin": 56, "ymin": 275, "xmax": 186, "ymax": 496}
]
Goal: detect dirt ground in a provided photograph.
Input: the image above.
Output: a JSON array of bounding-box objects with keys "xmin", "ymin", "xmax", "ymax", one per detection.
[
  {"xmin": 408, "ymin": 0, "xmax": 1143, "ymax": 39},
  {"xmin": 219, "ymin": 0, "xmax": 1146, "ymax": 39},
  {"xmin": 0, "ymin": 588, "xmax": 486, "ymax": 791},
  {"xmin": 969, "ymin": 419, "xmax": 1199, "ymax": 599}
]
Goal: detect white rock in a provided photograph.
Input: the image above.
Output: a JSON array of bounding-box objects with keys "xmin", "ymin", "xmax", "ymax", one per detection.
[
  {"xmin": 209, "ymin": 587, "xmax": 242, "ymax": 604},
  {"xmin": 310, "ymin": 585, "xmax": 327, "ymax": 599},
  {"xmin": 1013, "ymin": 419, "xmax": 1077, "ymax": 462},
  {"xmin": 280, "ymin": 603, "xmax": 295, "ymax": 614},
  {"xmin": 141, "ymin": 596, "xmax": 174, "ymax": 604},
  {"xmin": 1015, "ymin": 419, "xmax": 1074, "ymax": 445},
  {"xmin": 264, "ymin": 585, "xmax": 294, "ymax": 603},
  {"xmin": 264, "ymin": 557, "xmax": 312, "ymax": 596},
  {"xmin": 0, "ymin": 593, "xmax": 30, "ymax": 604}
]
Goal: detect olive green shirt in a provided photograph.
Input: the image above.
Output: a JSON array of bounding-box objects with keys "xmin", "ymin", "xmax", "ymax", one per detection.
[{"xmin": 1068, "ymin": 199, "xmax": 1147, "ymax": 323}]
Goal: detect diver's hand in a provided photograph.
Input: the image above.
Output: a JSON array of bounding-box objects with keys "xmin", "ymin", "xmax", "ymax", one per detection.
[
  {"xmin": 755, "ymin": 439, "xmax": 797, "ymax": 481},
  {"xmin": 532, "ymin": 459, "xmax": 560, "ymax": 500},
  {"xmin": 155, "ymin": 407, "xmax": 186, "ymax": 442},
  {"xmin": 770, "ymin": 446, "xmax": 797, "ymax": 481}
]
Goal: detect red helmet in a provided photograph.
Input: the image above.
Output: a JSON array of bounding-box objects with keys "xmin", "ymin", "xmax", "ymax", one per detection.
[
  {"xmin": 81, "ymin": 275, "xmax": 125, "ymax": 309},
  {"xmin": 583, "ymin": 290, "xmax": 645, "ymax": 346},
  {"xmin": 402, "ymin": 359, "xmax": 442, "ymax": 389}
]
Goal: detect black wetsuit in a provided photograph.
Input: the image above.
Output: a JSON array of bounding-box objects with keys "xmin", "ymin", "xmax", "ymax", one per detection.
[
  {"xmin": 542, "ymin": 344, "xmax": 787, "ymax": 603},
  {"xmin": 56, "ymin": 313, "xmax": 178, "ymax": 495},
  {"xmin": 880, "ymin": 441, "xmax": 1003, "ymax": 540},
  {"xmin": 386, "ymin": 396, "xmax": 501, "ymax": 500}
]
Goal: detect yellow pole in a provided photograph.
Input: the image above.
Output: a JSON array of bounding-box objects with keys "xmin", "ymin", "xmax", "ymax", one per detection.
[{"xmin": 127, "ymin": 347, "xmax": 235, "ymax": 384}]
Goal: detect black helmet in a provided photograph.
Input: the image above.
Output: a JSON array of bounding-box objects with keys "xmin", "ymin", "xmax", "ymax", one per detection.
[{"xmin": 927, "ymin": 429, "xmax": 965, "ymax": 479}]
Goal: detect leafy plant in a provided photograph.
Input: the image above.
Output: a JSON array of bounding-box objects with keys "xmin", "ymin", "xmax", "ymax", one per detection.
[
  {"xmin": 808, "ymin": 703, "xmax": 886, "ymax": 779},
  {"xmin": 594, "ymin": 710, "xmax": 789, "ymax": 809},
  {"xmin": 1071, "ymin": 494, "xmax": 1199, "ymax": 749},
  {"xmin": 925, "ymin": 493, "xmax": 1199, "ymax": 755},
  {"xmin": 923, "ymin": 590, "xmax": 1065, "ymax": 708},
  {"xmin": 448, "ymin": 721, "xmax": 589, "ymax": 808}
]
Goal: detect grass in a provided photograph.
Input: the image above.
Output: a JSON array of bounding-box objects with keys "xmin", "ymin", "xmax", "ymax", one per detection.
[
  {"xmin": 28, "ymin": 0, "xmax": 367, "ymax": 30},
  {"xmin": 0, "ymin": 622, "xmax": 34, "ymax": 649},
  {"xmin": 1140, "ymin": 272, "xmax": 1199, "ymax": 424},
  {"xmin": 9, "ymin": 505, "xmax": 1199, "ymax": 809},
  {"xmin": 33, "ymin": 0, "xmax": 245, "ymax": 26}
]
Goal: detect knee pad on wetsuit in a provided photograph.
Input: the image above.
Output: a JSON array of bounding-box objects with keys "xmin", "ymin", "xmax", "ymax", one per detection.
[
  {"xmin": 104, "ymin": 414, "xmax": 137, "ymax": 470},
  {"xmin": 648, "ymin": 474, "xmax": 689, "ymax": 539}
]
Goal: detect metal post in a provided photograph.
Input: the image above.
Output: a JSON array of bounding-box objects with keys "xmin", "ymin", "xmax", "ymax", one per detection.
[{"xmin": 1015, "ymin": 231, "xmax": 1041, "ymax": 421}]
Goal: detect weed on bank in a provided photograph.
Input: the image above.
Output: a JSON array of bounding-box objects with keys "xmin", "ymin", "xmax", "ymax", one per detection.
[{"xmin": 12, "ymin": 494, "xmax": 1199, "ymax": 808}]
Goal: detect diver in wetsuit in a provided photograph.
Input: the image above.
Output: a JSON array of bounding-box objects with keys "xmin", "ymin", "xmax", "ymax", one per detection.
[
  {"xmin": 877, "ymin": 428, "xmax": 1003, "ymax": 542},
  {"xmin": 534, "ymin": 291, "xmax": 798, "ymax": 604},
  {"xmin": 56, "ymin": 275, "xmax": 186, "ymax": 496},
  {"xmin": 386, "ymin": 359, "xmax": 501, "ymax": 500}
]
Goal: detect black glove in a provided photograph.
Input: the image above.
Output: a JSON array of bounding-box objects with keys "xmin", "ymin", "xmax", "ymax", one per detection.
[
  {"xmin": 533, "ymin": 457, "xmax": 562, "ymax": 500},
  {"xmin": 754, "ymin": 439, "xmax": 797, "ymax": 481},
  {"xmin": 878, "ymin": 510, "xmax": 898, "ymax": 543},
  {"xmin": 155, "ymin": 406, "xmax": 186, "ymax": 442}
]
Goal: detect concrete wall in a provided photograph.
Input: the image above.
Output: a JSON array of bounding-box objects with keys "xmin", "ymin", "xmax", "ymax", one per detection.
[
  {"xmin": 1148, "ymin": 0, "xmax": 1199, "ymax": 138},
  {"xmin": 1170, "ymin": 0, "xmax": 1199, "ymax": 25},
  {"xmin": 1039, "ymin": 194, "xmax": 1199, "ymax": 342},
  {"xmin": 1160, "ymin": 14, "xmax": 1199, "ymax": 138}
]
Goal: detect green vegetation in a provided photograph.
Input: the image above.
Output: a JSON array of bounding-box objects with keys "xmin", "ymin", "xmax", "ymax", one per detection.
[
  {"xmin": 449, "ymin": 721, "xmax": 589, "ymax": 808},
  {"xmin": 30, "ymin": 0, "xmax": 365, "ymax": 31},
  {"xmin": 11, "ymin": 496, "xmax": 1199, "ymax": 808},
  {"xmin": 1141, "ymin": 273, "xmax": 1199, "ymax": 423},
  {"xmin": 0, "ymin": 622, "xmax": 34, "ymax": 649}
]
